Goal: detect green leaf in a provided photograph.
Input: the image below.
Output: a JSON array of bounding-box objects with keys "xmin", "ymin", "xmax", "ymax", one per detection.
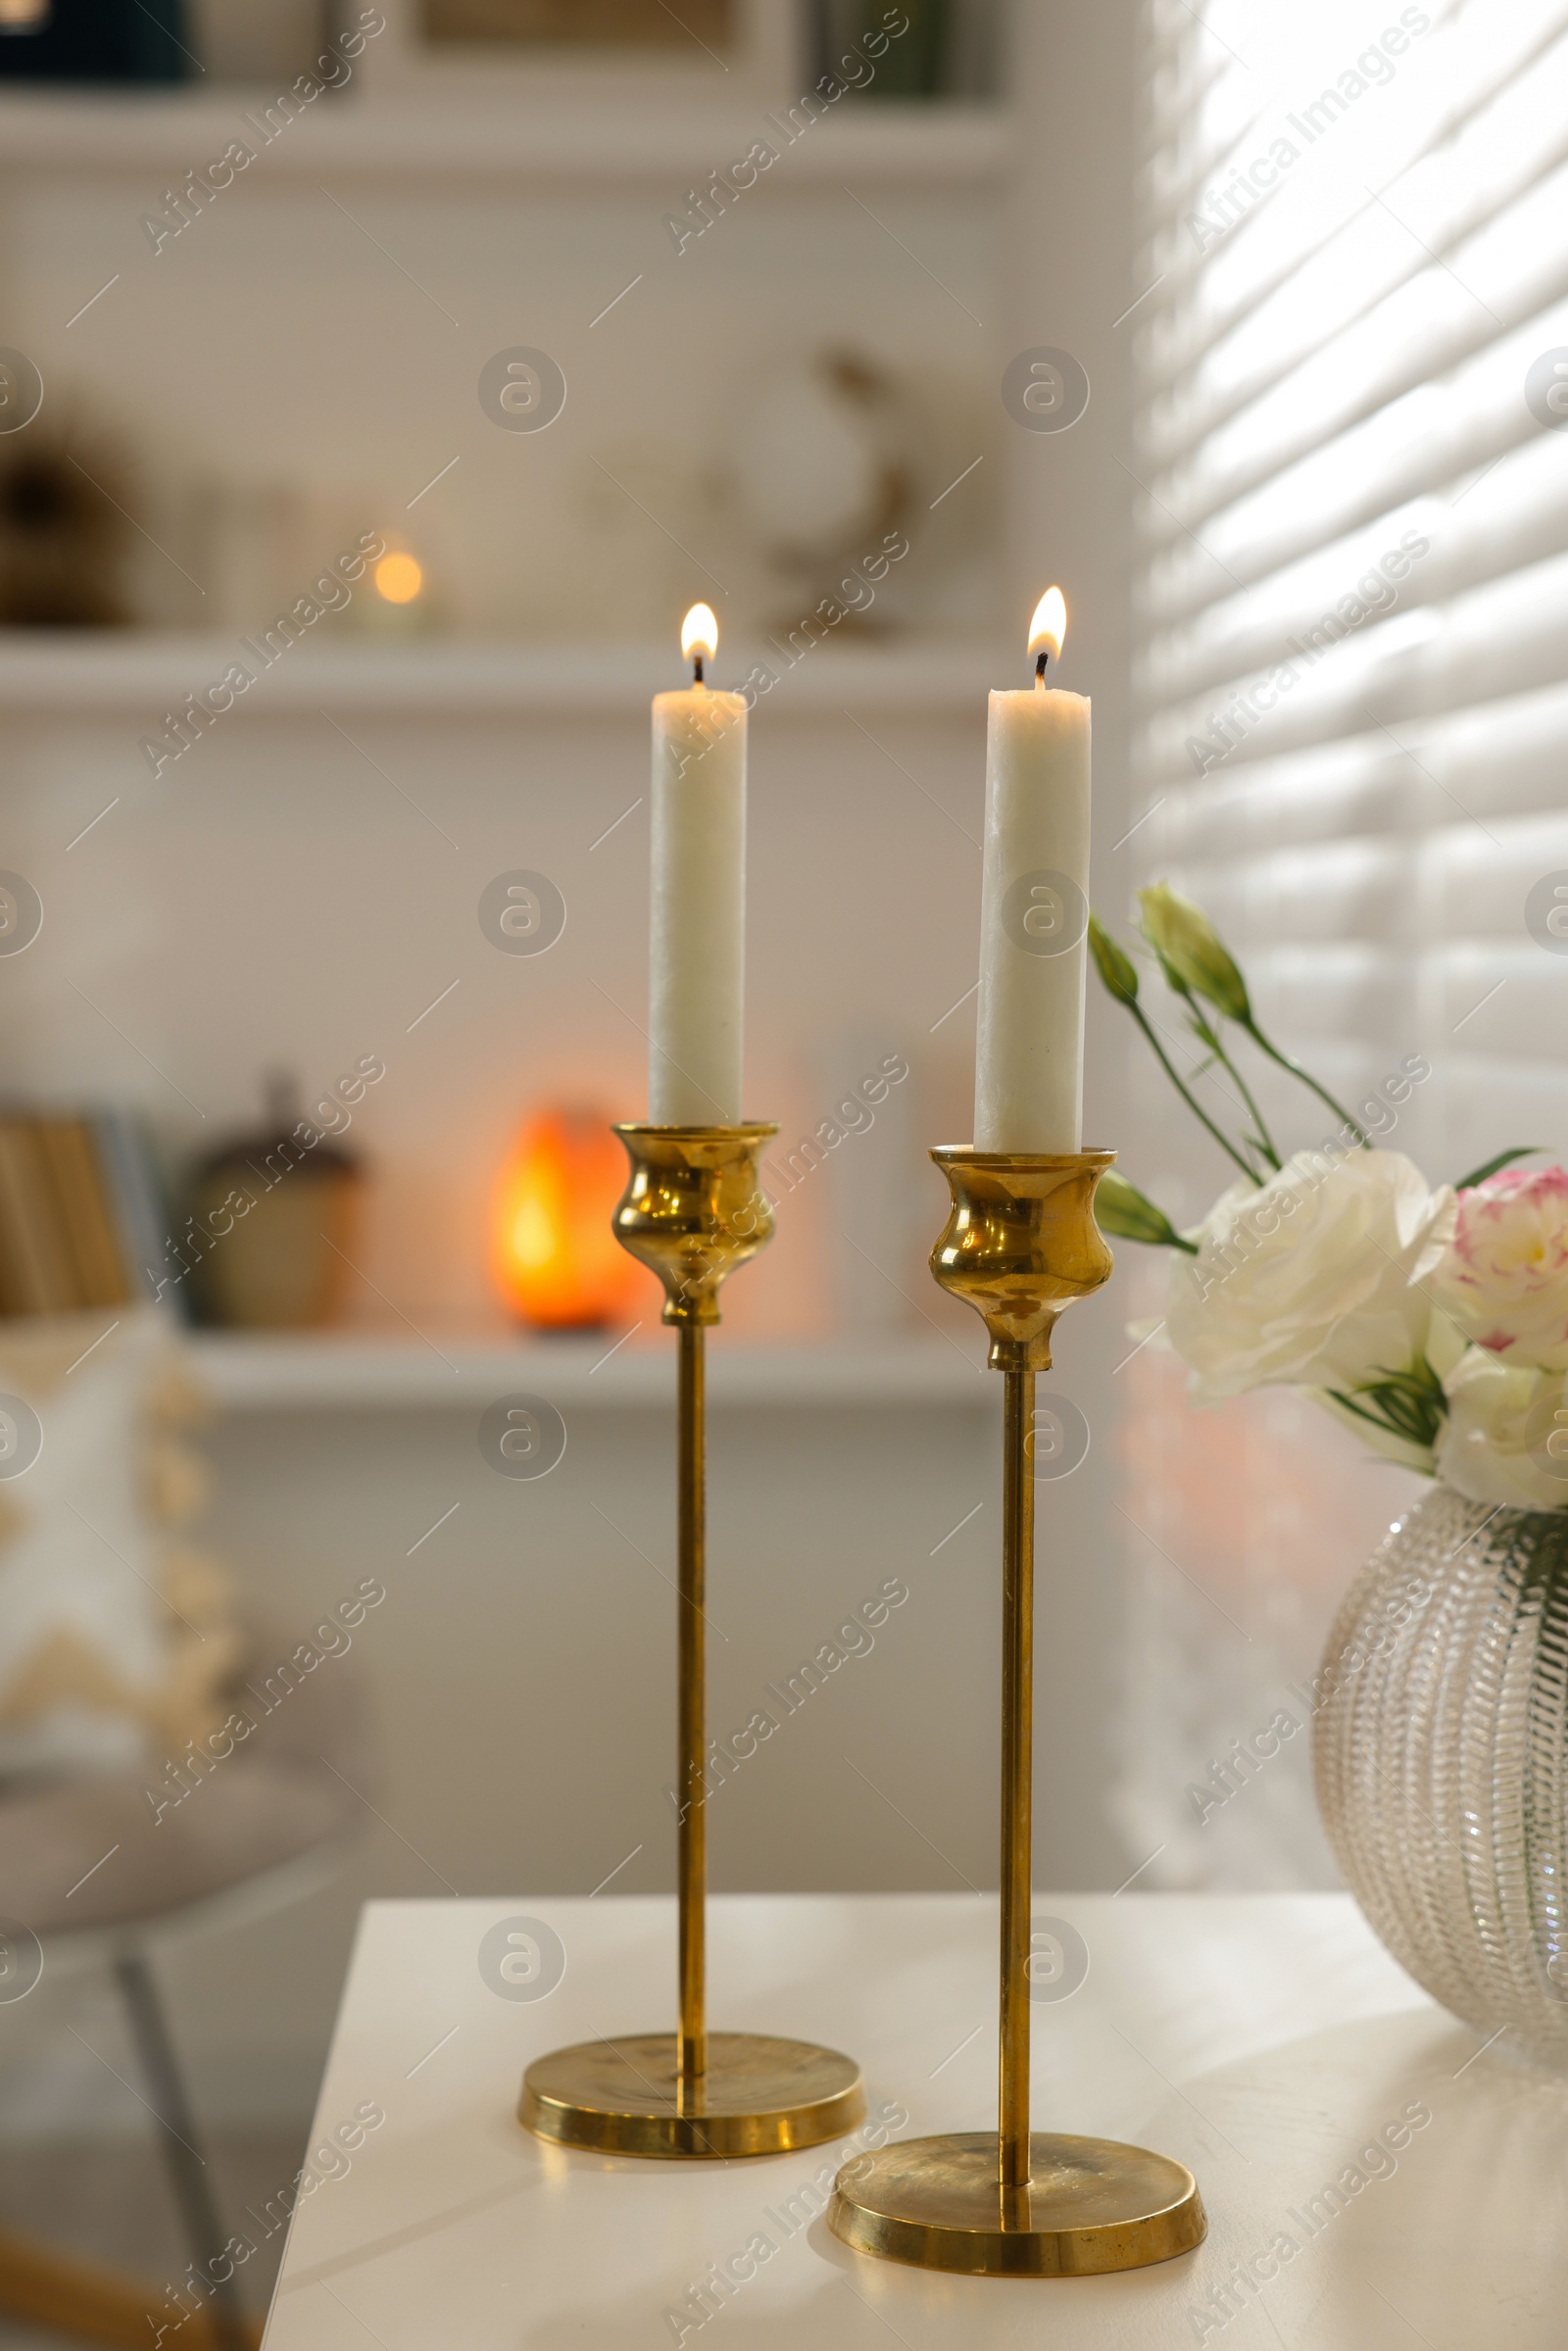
[
  {"xmin": 1336, "ymin": 1353, "xmax": 1448, "ymax": 1451},
  {"xmin": 1452, "ymin": 1147, "xmax": 1544, "ymax": 1192},
  {"xmin": 1095, "ymin": 1170, "xmax": 1198, "ymax": 1252}
]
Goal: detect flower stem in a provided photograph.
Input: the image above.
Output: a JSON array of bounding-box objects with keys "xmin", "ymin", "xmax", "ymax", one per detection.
[
  {"xmin": 1204, "ymin": 1029, "xmax": 1282, "ymax": 1172},
  {"xmin": 1129, "ymin": 1003, "xmax": 1261, "ymax": 1184},
  {"xmin": 1243, "ymin": 1019, "xmax": 1369, "ymax": 1147}
]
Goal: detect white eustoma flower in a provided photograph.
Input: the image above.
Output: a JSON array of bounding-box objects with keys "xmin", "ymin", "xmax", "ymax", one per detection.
[
  {"xmin": 1438, "ymin": 1347, "xmax": 1568, "ymax": 1512},
  {"xmin": 1164, "ymin": 1148, "xmax": 1454, "ymax": 1400}
]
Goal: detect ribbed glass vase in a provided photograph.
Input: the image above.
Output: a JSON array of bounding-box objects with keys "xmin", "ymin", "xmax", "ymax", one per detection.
[{"xmin": 1314, "ymin": 1483, "xmax": 1568, "ymax": 2071}]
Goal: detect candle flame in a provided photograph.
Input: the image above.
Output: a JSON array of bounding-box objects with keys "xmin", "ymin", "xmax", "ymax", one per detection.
[
  {"xmin": 1027, "ymin": 586, "xmax": 1067, "ymax": 663},
  {"xmin": 680, "ymin": 603, "xmax": 718, "ymax": 666}
]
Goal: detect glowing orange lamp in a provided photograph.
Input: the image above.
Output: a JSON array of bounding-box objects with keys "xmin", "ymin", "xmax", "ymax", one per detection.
[
  {"xmin": 491, "ymin": 1108, "xmax": 645, "ymax": 1330},
  {"xmin": 372, "ymin": 547, "xmax": 423, "ymax": 606}
]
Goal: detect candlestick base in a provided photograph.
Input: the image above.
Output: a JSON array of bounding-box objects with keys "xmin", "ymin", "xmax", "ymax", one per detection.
[
  {"xmin": 520, "ymin": 2030, "xmax": 863, "ymax": 2159},
  {"xmin": 828, "ymin": 2132, "xmax": 1204, "ymax": 2277}
]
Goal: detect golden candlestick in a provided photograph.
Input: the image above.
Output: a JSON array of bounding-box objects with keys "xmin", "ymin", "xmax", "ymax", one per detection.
[
  {"xmin": 828, "ymin": 1149, "xmax": 1205, "ymax": 2274},
  {"xmin": 520, "ymin": 1124, "xmax": 865, "ymax": 2159}
]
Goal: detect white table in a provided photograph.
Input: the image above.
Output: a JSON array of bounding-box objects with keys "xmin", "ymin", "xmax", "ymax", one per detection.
[{"xmin": 260, "ymin": 1894, "xmax": 1566, "ymax": 2347}]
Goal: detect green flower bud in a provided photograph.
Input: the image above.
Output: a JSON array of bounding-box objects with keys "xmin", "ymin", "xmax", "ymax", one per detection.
[
  {"xmin": 1137, "ymin": 882, "xmax": 1251, "ymax": 1023},
  {"xmin": 1088, "ymin": 912, "xmax": 1139, "ymax": 1005},
  {"xmin": 1095, "ymin": 1170, "xmax": 1189, "ymax": 1249}
]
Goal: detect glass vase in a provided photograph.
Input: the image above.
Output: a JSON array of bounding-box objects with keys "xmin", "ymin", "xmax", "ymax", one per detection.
[{"xmin": 1313, "ymin": 1481, "xmax": 1568, "ymax": 2071}]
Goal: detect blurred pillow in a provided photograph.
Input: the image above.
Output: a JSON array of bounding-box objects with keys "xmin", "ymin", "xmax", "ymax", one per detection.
[{"xmin": 0, "ymin": 1308, "xmax": 240, "ymax": 1782}]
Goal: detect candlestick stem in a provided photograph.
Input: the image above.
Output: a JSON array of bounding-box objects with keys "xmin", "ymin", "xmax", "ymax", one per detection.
[
  {"xmin": 676, "ymin": 1319, "xmax": 707, "ymax": 2103},
  {"xmin": 520, "ymin": 1123, "xmax": 864, "ymax": 2159},
  {"xmin": 1000, "ymin": 1362, "xmax": 1034, "ymax": 2204}
]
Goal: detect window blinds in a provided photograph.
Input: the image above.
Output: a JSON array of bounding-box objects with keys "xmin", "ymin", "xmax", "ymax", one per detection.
[{"xmin": 1130, "ymin": 0, "xmax": 1568, "ymax": 1179}]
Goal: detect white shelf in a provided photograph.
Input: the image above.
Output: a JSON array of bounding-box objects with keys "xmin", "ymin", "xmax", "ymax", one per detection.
[
  {"xmin": 0, "ymin": 92, "xmax": 1008, "ymax": 186},
  {"xmin": 186, "ymin": 1331, "xmax": 988, "ymax": 1410},
  {"xmin": 0, "ymin": 633, "xmax": 1000, "ymax": 718}
]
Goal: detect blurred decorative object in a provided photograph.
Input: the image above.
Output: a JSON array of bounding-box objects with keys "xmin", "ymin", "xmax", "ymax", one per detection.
[
  {"xmin": 1315, "ymin": 1486, "xmax": 1568, "ymax": 2071},
  {"xmin": 724, "ymin": 349, "xmax": 920, "ymax": 630},
  {"xmin": 811, "ymin": 0, "xmax": 998, "ymax": 99},
  {"xmin": 187, "ymin": 1074, "xmax": 365, "ymax": 1329},
  {"xmin": 0, "ymin": 1312, "xmax": 241, "ymax": 1780},
  {"xmin": 422, "ymin": 0, "xmax": 728, "ymax": 43},
  {"xmin": 353, "ymin": 530, "xmax": 437, "ymax": 634},
  {"xmin": 814, "ymin": 0, "xmax": 945, "ymax": 96},
  {"xmin": 490, "ymin": 1107, "xmax": 643, "ymax": 1331},
  {"xmin": 0, "ymin": 419, "xmax": 133, "ymax": 626},
  {"xmin": 372, "ymin": 545, "xmax": 422, "ymax": 604},
  {"xmin": 0, "ymin": 0, "xmax": 188, "ymax": 78}
]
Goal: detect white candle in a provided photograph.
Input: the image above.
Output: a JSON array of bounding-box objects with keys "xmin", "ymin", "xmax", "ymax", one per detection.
[
  {"xmin": 973, "ymin": 589, "xmax": 1091, "ymax": 1153},
  {"xmin": 649, "ymin": 604, "xmax": 747, "ymax": 1125}
]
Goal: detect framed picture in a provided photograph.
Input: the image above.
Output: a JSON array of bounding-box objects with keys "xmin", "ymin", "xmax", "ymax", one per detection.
[
  {"xmin": 421, "ymin": 0, "xmax": 731, "ymax": 43},
  {"xmin": 359, "ymin": 0, "xmax": 792, "ymax": 96}
]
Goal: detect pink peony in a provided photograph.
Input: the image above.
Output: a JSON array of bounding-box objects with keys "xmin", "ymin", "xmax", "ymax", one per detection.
[{"xmin": 1429, "ymin": 1164, "xmax": 1568, "ymax": 1369}]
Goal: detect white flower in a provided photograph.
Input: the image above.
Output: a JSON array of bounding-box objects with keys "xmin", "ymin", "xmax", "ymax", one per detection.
[
  {"xmin": 1429, "ymin": 1164, "xmax": 1568, "ymax": 1370},
  {"xmin": 1437, "ymin": 1347, "xmax": 1568, "ymax": 1512},
  {"xmin": 1164, "ymin": 1148, "xmax": 1454, "ymax": 1400}
]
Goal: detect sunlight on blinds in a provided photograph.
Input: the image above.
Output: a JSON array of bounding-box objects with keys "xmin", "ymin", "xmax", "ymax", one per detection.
[{"xmin": 1131, "ymin": 0, "xmax": 1568, "ymax": 1175}]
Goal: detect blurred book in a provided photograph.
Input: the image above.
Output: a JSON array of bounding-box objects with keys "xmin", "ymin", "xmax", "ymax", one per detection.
[
  {"xmin": 0, "ymin": 0, "xmax": 189, "ymax": 82},
  {"xmin": 809, "ymin": 0, "xmax": 1000, "ymax": 99},
  {"xmin": 0, "ymin": 1109, "xmax": 173, "ymax": 1318},
  {"xmin": 95, "ymin": 1108, "xmax": 179, "ymax": 1313},
  {"xmin": 422, "ymin": 0, "xmax": 729, "ymax": 45}
]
